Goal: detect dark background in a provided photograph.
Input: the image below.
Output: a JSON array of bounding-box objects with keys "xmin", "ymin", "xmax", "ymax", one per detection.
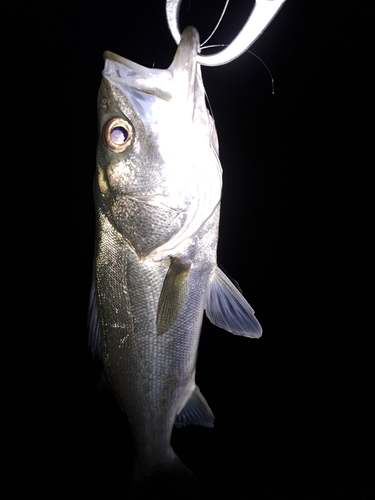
[{"xmin": 16, "ymin": 1, "xmax": 372, "ymax": 498}]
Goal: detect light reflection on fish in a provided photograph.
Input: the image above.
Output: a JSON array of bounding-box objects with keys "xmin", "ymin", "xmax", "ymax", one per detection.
[{"xmin": 89, "ymin": 25, "xmax": 261, "ymax": 492}]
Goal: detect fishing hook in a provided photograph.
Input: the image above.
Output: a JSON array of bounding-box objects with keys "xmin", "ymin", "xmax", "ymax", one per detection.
[{"xmin": 166, "ymin": 0, "xmax": 286, "ymax": 66}]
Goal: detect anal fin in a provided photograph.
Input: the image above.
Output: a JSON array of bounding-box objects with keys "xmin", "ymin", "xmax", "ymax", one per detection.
[{"xmin": 175, "ymin": 387, "xmax": 214, "ymax": 428}]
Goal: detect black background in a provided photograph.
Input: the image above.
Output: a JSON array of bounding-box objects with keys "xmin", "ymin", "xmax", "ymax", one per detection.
[{"xmin": 16, "ymin": 1, "xmax": 373, "ymax": 498}]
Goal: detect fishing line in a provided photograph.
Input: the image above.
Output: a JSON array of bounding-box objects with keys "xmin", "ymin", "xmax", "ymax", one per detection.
[
  {"xmin": 202, "ymin": 43, "xmax": 275, "ymax": 126},
  {"xmin": 201, "ymin": 43, "xmax": 275, "ymax": 94},
  {"xmin": 200, "ymin": 0, "xmax": 230, "ymax": 49},
  {"xmin": 167, "ymin": 0, "xmax": 286, "ymax": 67}
]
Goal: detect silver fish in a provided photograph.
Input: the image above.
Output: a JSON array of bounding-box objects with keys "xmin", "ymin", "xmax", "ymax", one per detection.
[{"xmin": 89, "ymin": 26, "xmax": 261, "ymax": 489}]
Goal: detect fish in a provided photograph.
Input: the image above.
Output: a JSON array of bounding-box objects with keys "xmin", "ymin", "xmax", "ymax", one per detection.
[{"xmin": 89, "ymin": 25, "xmax": 262, "ymax": 495}]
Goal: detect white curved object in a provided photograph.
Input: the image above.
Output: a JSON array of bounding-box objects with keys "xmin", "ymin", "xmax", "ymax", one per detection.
[{"xmin": 166, "ymin": 0, "xmax": 286, "ymax": 66}]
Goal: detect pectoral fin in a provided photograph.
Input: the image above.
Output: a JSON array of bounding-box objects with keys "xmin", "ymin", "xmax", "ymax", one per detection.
[
  {"xmin": 205, "ymin": 266, "xmax": 262, "ymax": 338},
  {"xmin": 157, "ymin": 259, "xmax": 191, "ymax": 334},
  {"xmin": 175, "ymin": 387, "xmax": 214, "ymax": 428}
]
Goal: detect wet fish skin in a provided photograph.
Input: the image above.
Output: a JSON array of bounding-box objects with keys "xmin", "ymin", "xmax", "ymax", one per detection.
[{"xmin": 90, "ymin": 26, "xmax": 261, "ymax": 481}]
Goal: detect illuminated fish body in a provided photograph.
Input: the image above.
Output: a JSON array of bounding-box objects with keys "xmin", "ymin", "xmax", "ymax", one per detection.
[{"xmin": 89, "ymin": 26, "xmax": 261, "ymax": 487}]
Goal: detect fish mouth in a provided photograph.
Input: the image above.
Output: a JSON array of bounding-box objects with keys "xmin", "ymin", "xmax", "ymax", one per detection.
[
  {"xmin": 103, "ymin": 50, "xmax": 135, "ymax": 69},
  {"xmin": 102, "ymin": 50, "xmax": 173, "ymax": 101},
  {"xmin": 102, "ymin": 26, "xmax": 200, "ymax": 102}
]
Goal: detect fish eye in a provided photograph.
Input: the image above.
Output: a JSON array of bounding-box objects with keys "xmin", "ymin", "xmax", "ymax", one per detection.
[{"xmin": 103, "ymin": 118, "xmax": 133, "ymax": 153}]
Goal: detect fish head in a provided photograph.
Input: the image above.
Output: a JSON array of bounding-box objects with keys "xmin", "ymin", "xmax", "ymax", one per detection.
[{"xmin": 96, "ymin": 26, "xmax": 222, "ymax": 260}]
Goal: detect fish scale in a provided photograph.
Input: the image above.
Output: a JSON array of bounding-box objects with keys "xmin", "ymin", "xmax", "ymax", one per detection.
[{"xmin": 90, "ymin": 26, "xmax": 262, "ymax": 488}]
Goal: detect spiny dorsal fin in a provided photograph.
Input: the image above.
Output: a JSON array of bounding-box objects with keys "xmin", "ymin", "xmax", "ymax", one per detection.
[
  {"xmin": 205, "ymin": 266, "xmax": 262, "ymax": 338},
  {"xmin": 175, "ymin": 387, "xmax": 214, "ymax": 428},
  {"xmin": 157, "ymin": 258, "xmax": 191, "ymax": 334}
]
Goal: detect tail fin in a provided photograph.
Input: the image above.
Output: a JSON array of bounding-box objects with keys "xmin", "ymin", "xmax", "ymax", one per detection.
[{"xmin": 129, "ymin": 453, "xmax": 202, "ymax": 499}]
